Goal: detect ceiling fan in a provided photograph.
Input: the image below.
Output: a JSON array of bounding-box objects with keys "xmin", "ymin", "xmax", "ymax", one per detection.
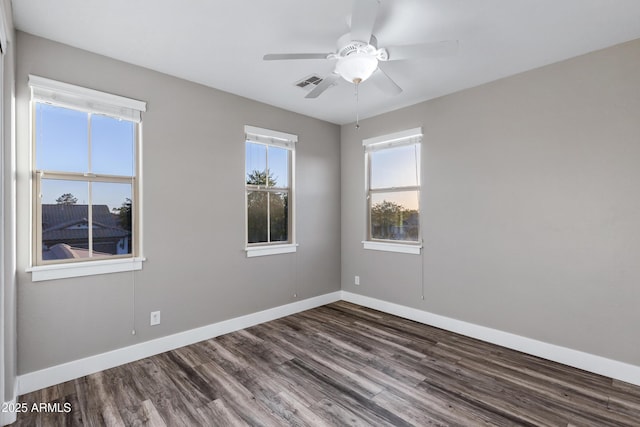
[{"xmin": 263, "ymin": 0, "xmax": 458, "ymax": 99}]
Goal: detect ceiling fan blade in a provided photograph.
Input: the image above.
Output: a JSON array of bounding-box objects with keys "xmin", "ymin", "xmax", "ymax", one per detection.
[
  {"xmin": 263, "ymin": 53, "xmax": 332, "ymax": 61},
  {"xmin": 383, "ymin": 40, "xmax": 459, "ymax": 61},
  {"xmin": 350, "ymin": 0, "xmax": 380, "ymax": 43},
  {"xmin": 305, "ymin": 74, "xmax": 340, "ymax": 99},
  {"xmin": 370, "ymin": 68, "xmax": 402, "ymax": 95}
]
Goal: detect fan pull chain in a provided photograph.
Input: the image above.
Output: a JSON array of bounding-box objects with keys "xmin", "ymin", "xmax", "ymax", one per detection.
[{"xmin": 354, "ymin": 80, "xmax": 360, "ymax": 130}]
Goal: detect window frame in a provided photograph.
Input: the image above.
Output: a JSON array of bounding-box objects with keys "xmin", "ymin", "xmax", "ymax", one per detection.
[
  {"xmin": 27, "ymin": 75, "xmax": 146, "ymax": 281},
  {"xmin": 244, "ymin": 125, "xmax": 297, "ymax": 258},
  {"xmin": 363, "ymin": 128, "xmax": 423, "ymax": 255}
]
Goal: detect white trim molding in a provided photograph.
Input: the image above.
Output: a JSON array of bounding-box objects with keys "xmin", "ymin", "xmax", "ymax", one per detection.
[
  {"xmin": 0, "ymin": 397, "xmax": 17, "ymax": 426},
  {"xmin": 17, "ymin": 291, "xmax": 341, "ymax": 395},
  {"xmin": 243, "ymin": 124, "xmax": 297, "ymax": 250},
  {"xmin": 244, "ymin": 125, "xmax": 297, "ymax": 149},
  {"xmin": 28, "ymin": 75, "xmax": 146, "ymax": 122},
  {"xmin": 363, "ymin": 127, "xmax": 422, "ymax": 149},
  {"xmin": 245, "ymin": 243, "xmax": 297, "ymax": 258},
  {"xmin": 0, "ymin": 383, "xmax": 17, "ymax": 427},
  {"xmin": 362, "ymin": 240, "xmax": 421, "ymax": 255},
  {"xmin": 341, "ymin": 291, "xmax": 640, "ymax": 387},
  {"xmin": 363, "ymin": 127, "xmax": 423, "ymax": 249},
  {"xmin": 27, "ymin": 257, "xmax": 145, "ymax": 282}
]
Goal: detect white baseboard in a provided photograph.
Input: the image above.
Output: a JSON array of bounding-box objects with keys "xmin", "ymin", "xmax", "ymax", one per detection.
[
  {"xmin": 16, "ymin": 289, "xmax": 640, "ymax": 398},
  {"xmin": 17, "ymin": 291, "xmax": 342, "ymax": 396},
  {"xmin": 0, "ymin": 397, "xmax": 17, "ymax": 426},
  {"xmin": 341, "ymin": 291, "xmax": 640, "ymax": 387}
]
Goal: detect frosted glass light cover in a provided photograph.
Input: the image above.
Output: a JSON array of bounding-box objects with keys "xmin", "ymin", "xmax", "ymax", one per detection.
[{"xmin": 335, "ymin": 54, "xmax": 378, "ymax": 83}]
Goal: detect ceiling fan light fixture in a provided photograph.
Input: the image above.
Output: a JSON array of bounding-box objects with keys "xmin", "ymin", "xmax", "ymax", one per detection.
[{"xmin": 335, "ymin": 53, "xmax": 378, "ymax": 84}]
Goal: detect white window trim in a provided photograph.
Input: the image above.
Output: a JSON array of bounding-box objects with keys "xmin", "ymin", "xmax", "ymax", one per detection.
[
  {"xmin": 28, "ymin": 76, "xmax": 147, "ymax": 280},
  {"xmin": 363, "ymin": 127, "xmax": 423, "ymax": 254},
  {"xmin": 26, "ymin": 257, "xmax": 145, "ymax": 282},
  {"xmin": 29, "ymin": 75, "xmax": 146, "ymax": 122},
  {"xmin": 245, "ymin": 125, "xmax": 297, "ymax": 148},
  {"xmin": 362, "ymin": 241, "xmax": 422, "ymax": 255},
  {"xmin": 363, "ymin": 127, "xmax": 422, "ymax": 151},
  {"xmin": 0, "ymin": 10, "xmax": 7, "ymax": 420},
  {"xmin": 245, "ymin": 243, "xmax": 298, "ymax": 258},
  {"xmin": 244, "ymin": 125, "xmax": 297, "ymax": 257}
]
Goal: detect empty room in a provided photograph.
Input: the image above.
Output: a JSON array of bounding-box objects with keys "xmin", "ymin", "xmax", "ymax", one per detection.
[{"xmin": 1, "ymin": 0, "xmax": 640, "ymax": 425}]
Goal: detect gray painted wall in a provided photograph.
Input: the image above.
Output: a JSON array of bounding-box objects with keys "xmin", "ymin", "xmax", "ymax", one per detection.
[
  {"xmin": 341, "ymin": 39, "xmax": 640, "ymax": 366},
  {"xmin": 15, "ymin": 32, "xmax": 341, "ymax": 374}
]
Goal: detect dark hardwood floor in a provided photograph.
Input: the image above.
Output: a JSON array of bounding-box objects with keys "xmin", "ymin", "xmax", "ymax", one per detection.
[{"xmin": 14, "ymin": 301, "xmax": 640, "ymax": 426}]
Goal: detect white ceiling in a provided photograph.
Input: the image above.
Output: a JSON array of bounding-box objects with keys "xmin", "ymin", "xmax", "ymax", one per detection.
[{"xmin": 11, "ymin": 0, "xmax": 640, "ymax": 124}]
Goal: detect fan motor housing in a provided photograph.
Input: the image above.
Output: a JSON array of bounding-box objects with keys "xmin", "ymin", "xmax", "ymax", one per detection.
[
  {"xmin": 335, "ymin": 33, "xmax": 387, "ymax": 61},
  {"xmin": 337, "ymin": 33, "xmax": 377, "ymax": 56}
]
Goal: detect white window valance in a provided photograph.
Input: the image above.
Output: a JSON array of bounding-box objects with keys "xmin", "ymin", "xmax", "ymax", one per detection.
[
  {"xmin": 245, "ymin": 125, "xmax": 297, "ymax": 150},
  {"xmin": 363, "ymin": 127, "xmax": 423, "ymax": 152},
  {"xmin": 29, "ymin": 75, "xmax": 147, "ymax": 123}
]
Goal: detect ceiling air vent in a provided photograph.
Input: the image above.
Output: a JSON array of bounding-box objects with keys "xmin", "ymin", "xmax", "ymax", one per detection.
[{"xmin": 295, "ymin": 75, "xmax": 323, "ymax": 89}]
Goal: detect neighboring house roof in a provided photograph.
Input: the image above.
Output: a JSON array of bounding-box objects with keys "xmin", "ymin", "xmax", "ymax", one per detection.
[
  {"xmin": 42, "ymin": 225, "xmax": 130, "ymax": 241},
  {"xmin": 43, "ymin": 243, "xmax": 111, "ymax": 260},
  {"xmin": 41, "ymin": 204, "xmax": 130, "ymax": 241}
]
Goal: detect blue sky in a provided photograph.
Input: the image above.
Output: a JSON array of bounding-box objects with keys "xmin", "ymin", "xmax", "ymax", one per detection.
[
  {"xmin": 36, "ymin": 103, "xmax": 134, "ymax": 213},
  {"xmin": 245, "ymin": 142, "xmax": 289, "ymax": 187},
  {"xmin": 370, "ymin": 144, "xmax": 421, "ymax": 210}
]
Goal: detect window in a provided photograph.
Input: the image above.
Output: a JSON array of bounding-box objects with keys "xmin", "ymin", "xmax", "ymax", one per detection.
[
  {"xmin": 244, "ymin": 125, "xmax": 296, "ymax": 257},
  {"xmin": 28, "ymin": 75, "xmax": 146, "ymax": 280},
  {"xmin": 364, "ymin": 128, "xmax": 422, "ymax": 254}
]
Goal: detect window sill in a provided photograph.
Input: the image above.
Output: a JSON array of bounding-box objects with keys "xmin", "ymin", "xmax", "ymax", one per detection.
[
  {"xmin": 26, "ymin": 257, "xmax": 145, "ymax": 282},
  {"xmin": 245, "ymin": 243, "xmax": 297, "ymax": 258},
  {"xmin": 362, "ymin": 241, "xmax": 422, "ymax": 255}
]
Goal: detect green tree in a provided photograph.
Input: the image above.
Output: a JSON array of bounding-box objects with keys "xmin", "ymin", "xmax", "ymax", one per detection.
[
  {"xmin": 246, "ymin": 169, "xmax": 276, "ymax": 186},
  {"xmin": 246, "ymin": 169, "xmax": 288, "ymax": 243},
  {"xmin": 371, "ymin": 200, "xmax": 419, "ymax": 240},
  {"xmin": 371, "ymin": 200, "xmax": 402, "ymax": 239},
  {"xmin": 112, "ymin": 198, "xmax": 132, "ymax": 231},
  {"xmin": 56, "ymin": 193, "xmax": 77, "ymax": 205}
]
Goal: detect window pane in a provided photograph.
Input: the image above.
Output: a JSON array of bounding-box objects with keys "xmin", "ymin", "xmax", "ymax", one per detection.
[
  {"xmin": 370, "ymin": 191, "xmax": 419, "ymax": 241},
  {"xmin": 92, "ymin": 182, "xmax": 133, "ymax": 256},
  {"xmin": 268, "ymin": 146, "xmax": 289, "ymax": 188},
  {"xmin": 370, "ymin": 144, "xmax": 420, "ymax": 189},
  {"xmin": 41, "ymin": 179, "xmax": 90, "ymax": 260},
  {"xmin": 270, "ymin": 192, "xmax": 288, "ymax": 242},
  {"xmin": 247, "ymin": 191, "xmax": 268, "ymax": 243},
  {"xmin": 91, "ymin": 114, "xmax": 135, "ymax": 176},
  {"xmin": 35, "ymin": 103, "xmax": 88, "ymax": 172},
  {"xmin": 246, "ymin": 142, "xmax": 267, "ymax": 185}
]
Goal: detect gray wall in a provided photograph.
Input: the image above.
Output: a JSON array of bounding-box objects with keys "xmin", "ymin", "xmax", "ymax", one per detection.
[
  {"xmin": 15, "ymin": 32, "xmax": 341, "ymax": 374},
  {"xmin": 341, "ymin": 39, "xmax": 640, "ymax": 366}
]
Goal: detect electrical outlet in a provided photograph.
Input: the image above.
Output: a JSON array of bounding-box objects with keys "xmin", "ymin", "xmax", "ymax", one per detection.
[
  {"xmin": 150, "ymin": 311, "xmax": 161, "ymax": 326},
  {"xmin": 354, "ymin": 275, "xmax": 360, "ymax": 285}
]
